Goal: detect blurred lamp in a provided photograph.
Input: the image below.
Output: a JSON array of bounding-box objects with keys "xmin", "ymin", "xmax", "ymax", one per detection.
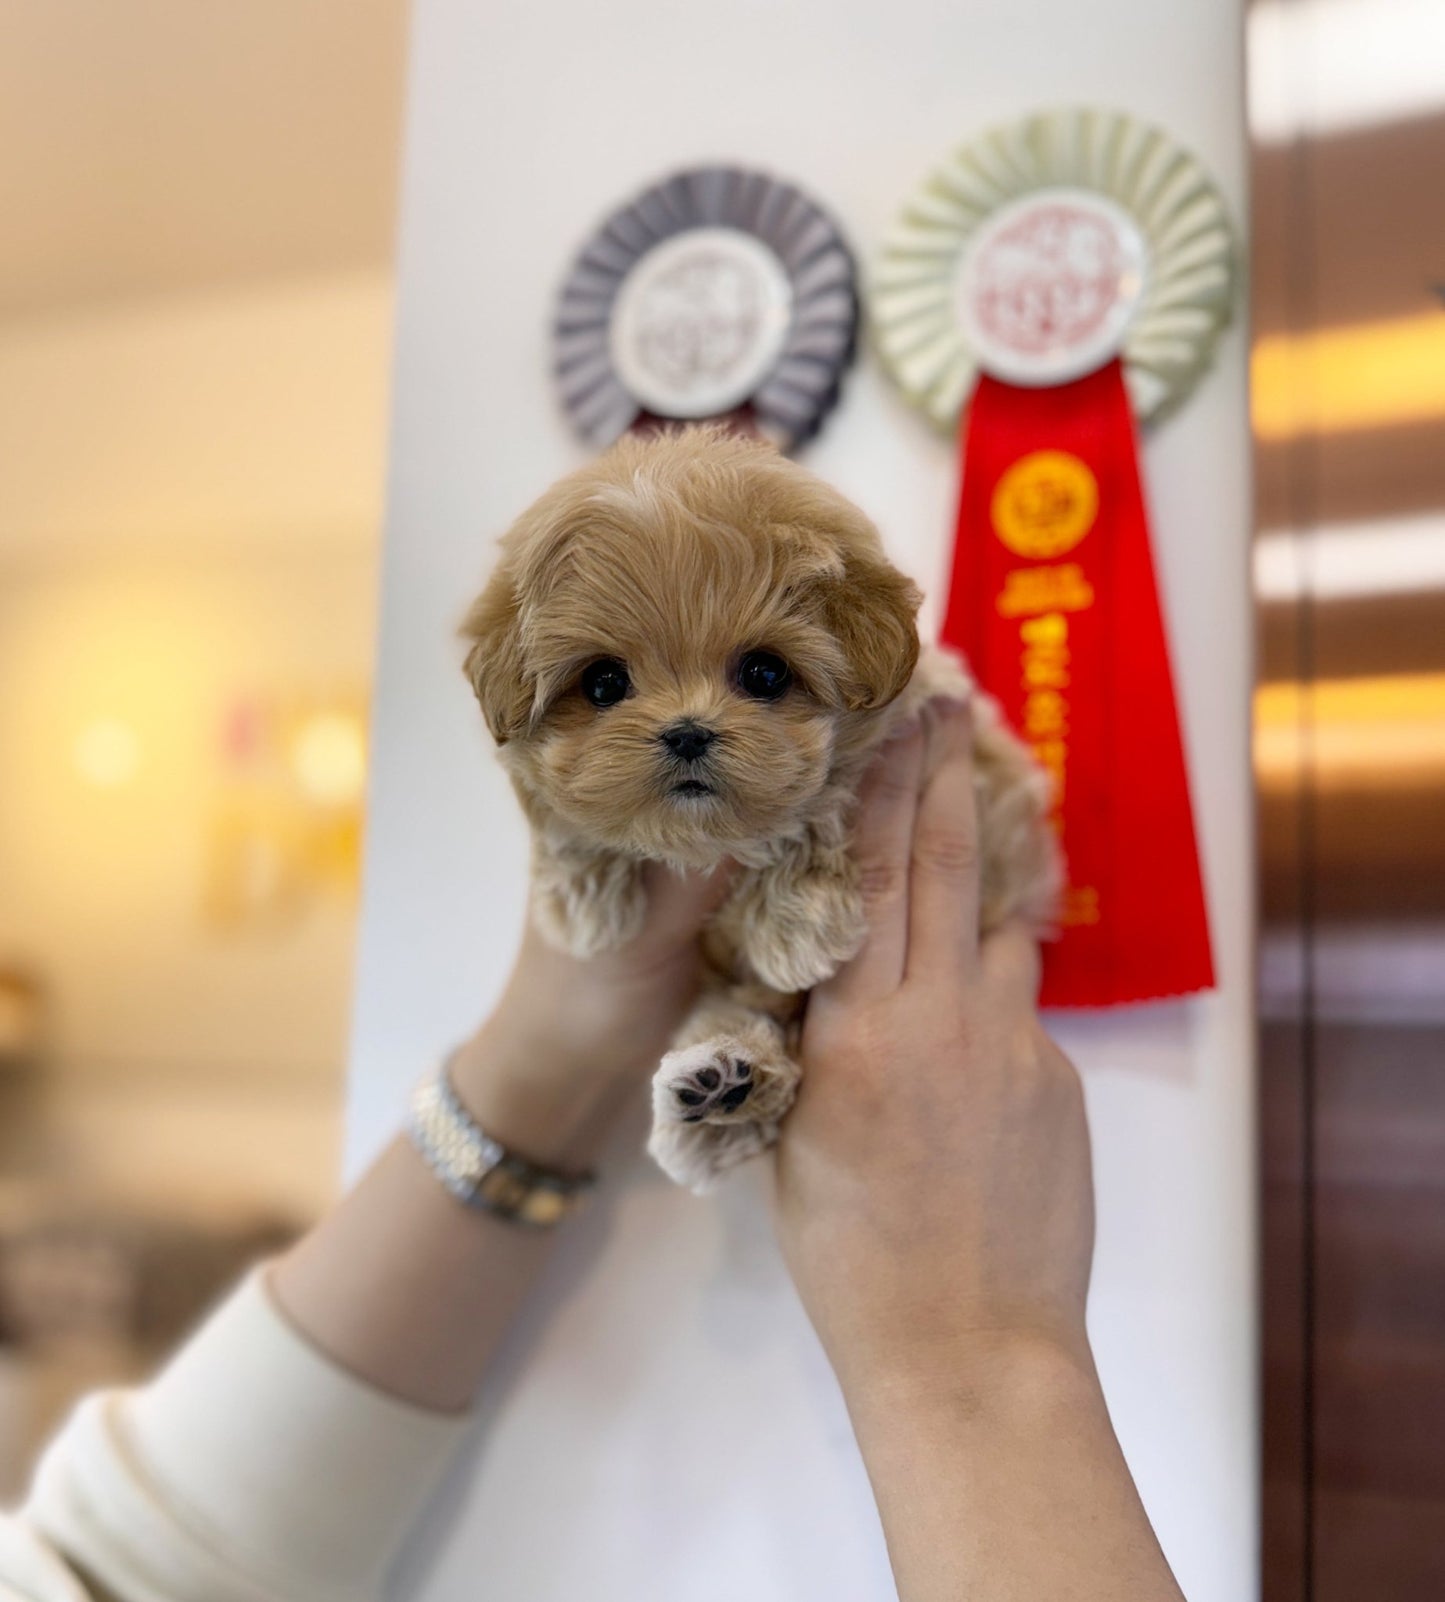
[
  {"xmin": 72, "ymin": 719, "xmax": 141, "ymax": 788},
  {"xmin": 289, "ymin": 711, "xmax": 366, "ymax": 807}
]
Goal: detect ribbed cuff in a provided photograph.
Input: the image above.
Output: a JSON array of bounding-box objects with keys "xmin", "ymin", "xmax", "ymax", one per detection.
[{"xmin": 27, "ymin": 1261, "xmax": 471, "ymax": 1602}]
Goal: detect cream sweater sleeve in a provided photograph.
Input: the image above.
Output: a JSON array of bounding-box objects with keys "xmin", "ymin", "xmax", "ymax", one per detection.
[{"xmin": 0, "ymin": 1264, "xmax": 471, "ymax": 1602}]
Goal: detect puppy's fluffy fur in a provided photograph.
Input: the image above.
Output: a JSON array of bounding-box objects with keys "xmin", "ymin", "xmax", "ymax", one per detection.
[{"xmin": 463, "ymin": 427, "xmax": 1060, "ymax": 1191}]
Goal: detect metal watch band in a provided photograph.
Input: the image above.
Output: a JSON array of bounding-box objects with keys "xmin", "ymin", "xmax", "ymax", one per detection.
[{"xmin": 407, "ymin": 1062, "xmax": 595, "ymax": 1228}]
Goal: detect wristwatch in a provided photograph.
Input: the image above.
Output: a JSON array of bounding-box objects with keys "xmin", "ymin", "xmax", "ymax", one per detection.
[{"xmin": 407, "ymin": 1062, "xmax": 596, "ymax": 1227}]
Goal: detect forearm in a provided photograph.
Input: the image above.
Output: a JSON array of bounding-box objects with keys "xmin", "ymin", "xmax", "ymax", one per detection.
[
  {"xmin": 269, "ymin": 868, "xmax": 724, "ymax": 1414},
  {"xmin": 269, "ymin": 1018, "xmax": 635, "ymax": 1413},
  {"xmin": 845, "ymin": 1337, "xmax": 1184, "ymax": 1602}
]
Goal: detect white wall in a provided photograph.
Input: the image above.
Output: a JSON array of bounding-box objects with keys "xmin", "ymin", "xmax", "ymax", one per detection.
[{"xmin": 351, "ymin": 2, "xmax": 1255, "ymax": 1597}]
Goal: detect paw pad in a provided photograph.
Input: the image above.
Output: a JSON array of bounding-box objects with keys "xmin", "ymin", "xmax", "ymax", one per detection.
[{"xmin": 666, "ymin": 1051, "xmax": 755, "ymax": 1122}]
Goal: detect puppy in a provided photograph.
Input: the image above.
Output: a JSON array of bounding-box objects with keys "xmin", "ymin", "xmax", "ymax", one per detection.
[{"xmin": 463, "ymin": 426, "xmax": 1061, "ymax": 1192}]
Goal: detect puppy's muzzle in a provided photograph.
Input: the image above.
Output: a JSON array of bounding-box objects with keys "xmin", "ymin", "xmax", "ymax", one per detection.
[
  {"xmin": 659, "ymin": 720, "xmax": 720, "ymax": 799},
  {"xmin": 658, "ymin": 720, "xmax": 716, "ymax": 764}
]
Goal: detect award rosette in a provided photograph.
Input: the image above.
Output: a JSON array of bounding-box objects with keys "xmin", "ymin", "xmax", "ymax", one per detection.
[
  {"xmin": 554, "ymin": 165, "xmax": 858, "ymax": 450},
  {"xmin": 872, "ymin": 109, "xmax": 1236, "ymax": 1007}
]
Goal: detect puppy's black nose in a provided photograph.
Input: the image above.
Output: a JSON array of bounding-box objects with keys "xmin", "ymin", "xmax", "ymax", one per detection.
[{"xmin": 660, "ymin": 721, "xmax": 716, "ymax": 763}]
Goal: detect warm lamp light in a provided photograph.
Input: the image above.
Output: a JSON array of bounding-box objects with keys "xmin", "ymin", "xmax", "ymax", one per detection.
[
  {"xmin": 289, "ymin": 711, "xmax": 366, "ymax": 807},
  {"xmin": 1252, "ymin": 313, "xmax": 1445, "ymax": 441},
  {"xmin": 1255, "ymin": 672, "xmax": 1445, "ymax": 783},
  {"xmin": 72, "ymin": 719, "xmax": 141, "ymax": 788}
]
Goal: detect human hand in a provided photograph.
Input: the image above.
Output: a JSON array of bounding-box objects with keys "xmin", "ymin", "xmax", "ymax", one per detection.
[
  {"xmin": 450, "ymin": 864, "xmax": 733, "ymax": 1167},
  {"xmin": 773, "ymin": 699, "xmax": 1094, "ymax": 1406}
]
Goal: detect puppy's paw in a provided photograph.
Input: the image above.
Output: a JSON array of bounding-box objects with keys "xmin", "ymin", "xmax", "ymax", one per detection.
[
  {"xmin": 648, "ymin": 1035, "xmax": 800, "ymax": 1193},
  {"xmin": 648, "ymin": 1110, "xmax": 776, "ymax": 1194},
  {"xmin": 745, "ymin": 877, "xmax": 864, "ymax": 993},
  {"xmin": 658, "ymin": 1041, "xmax": 758, "ymax": 1125}
]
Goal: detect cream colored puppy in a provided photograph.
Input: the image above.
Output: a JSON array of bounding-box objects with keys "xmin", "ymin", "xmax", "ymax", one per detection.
[{"xmin": 463, "ymin": 427, "xmax": 1060, "ymax": 1192}]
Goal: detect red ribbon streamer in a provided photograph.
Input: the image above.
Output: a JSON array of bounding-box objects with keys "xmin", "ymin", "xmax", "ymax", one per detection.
[{"xmin": 942, "ymin": 359, "xmax": 1214, "ymax": 1007}]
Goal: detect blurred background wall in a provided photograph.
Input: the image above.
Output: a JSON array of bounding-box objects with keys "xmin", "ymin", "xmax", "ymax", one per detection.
[{"xmin": 0, "ymin": 1, "xmax": 406, "ymax": 1495}]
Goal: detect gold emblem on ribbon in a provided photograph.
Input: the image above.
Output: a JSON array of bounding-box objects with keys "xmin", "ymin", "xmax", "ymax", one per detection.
[{"xmin": 990, "ymin": 450, "xmax": 1098, "ymax": 560}]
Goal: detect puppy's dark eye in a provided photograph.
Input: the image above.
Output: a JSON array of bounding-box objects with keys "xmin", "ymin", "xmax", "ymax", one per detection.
[
  {"xmin": 580, "ymin": 658, "xmax": 631, "ymax": 708},
  {"xmin": 737, "ymin": 650, "xmax": 792, "ymax": 701}
]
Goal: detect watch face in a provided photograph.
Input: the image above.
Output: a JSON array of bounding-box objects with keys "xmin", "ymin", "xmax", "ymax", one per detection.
[
  {"xmin": 609, "ymin": 227, "xmax": 794, "ymax": 419},
  {"xmin": 555, "ymin": 165, "xmax": 858, "ymax": 449},
  {"xmin": 956, "ymin": 188, "xmax": 1148, "ymax": 387}
]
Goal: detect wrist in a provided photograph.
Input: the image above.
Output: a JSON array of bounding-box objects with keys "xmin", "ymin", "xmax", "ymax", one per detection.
[
  {"xmin": 446, "ymin": 1013, "xmax": 636, "ymax": 1171},
  {"xmin": 838, "ymin": 1323, "xmax": 1099, "ymax": 1444}
]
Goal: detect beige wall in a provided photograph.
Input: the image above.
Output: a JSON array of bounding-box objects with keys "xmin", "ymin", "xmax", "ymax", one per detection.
[{"xmin": 0, "ymin": 270, "xmax": 392, "ymax": 562}]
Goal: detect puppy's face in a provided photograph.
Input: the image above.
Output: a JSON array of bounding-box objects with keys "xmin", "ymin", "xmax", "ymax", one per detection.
[{"xmin": 464, "ymin": 430, "xmax": 920, "ymax": 867}]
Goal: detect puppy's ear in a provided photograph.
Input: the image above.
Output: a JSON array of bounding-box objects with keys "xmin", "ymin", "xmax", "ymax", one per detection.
[
  {"xmin": 820, "ymin": 553, "xmax": 922, "ymax": 711},
  {"xmin": 461, "ymin": 569, "xmax": 533, "ymax": 744}
]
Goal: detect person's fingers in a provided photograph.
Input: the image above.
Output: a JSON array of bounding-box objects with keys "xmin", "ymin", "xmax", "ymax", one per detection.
[
  {"xmin": 979, "ymin": 920, "xmax": 1043, "ymax": 1009},
  {"xmin": 905, "ymin": 698, "xmax": 982, "ymax": 983},
  {"xmin": 821, "ymin": 719, "xmax": 926, "ymax": 1003}
]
